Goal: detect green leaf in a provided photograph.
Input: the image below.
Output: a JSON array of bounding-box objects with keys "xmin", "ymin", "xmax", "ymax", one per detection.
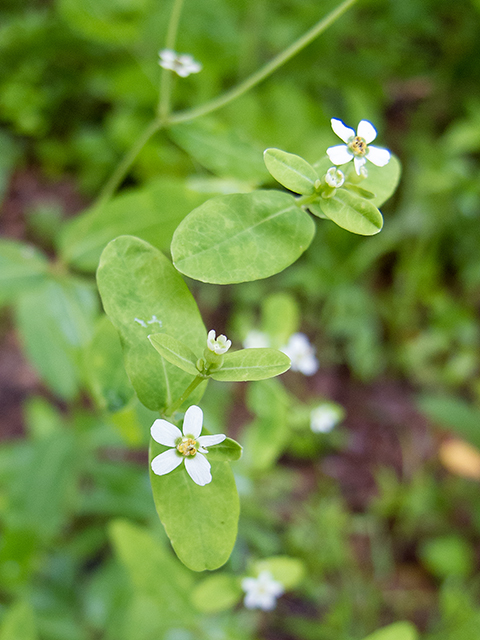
[
  {"xmin": 205, "ymin": 437, "xmax": 243, "ymax": 462},
  {"xmin": 264, "ymin": 148, "xmax": 319, "ymax": 195},
  {"xmin": 363, "ymin": 622, "xmax": 418, "ymax": 640},
  {"xmin": 86, "ymin": 316, "xmax": 135, "ymax": 412},
  {"xmin": 344, "ymin": 184, "xmax": 376, "ymax": 199},
  {"xmin": 171, "ymin": 190, "xmax": 316, "ymax": 284},
  {"xmin": 170, "ymin": 120, "xmax": 268, "ymax": 185},
  {"xmin": 96, "ymin": 236, "xmax": 206, "ymax": 412},
  {"xmin": 60, "ymin": 178, "xmax": 212, "ymax": 272},
  {"xmin": 261, "ymin": 292, "xmax": 299, "ymax": 347},
  {"xmin": 244, "ymin": 379, "xmax": 290, "ymax": 470},
  {"xmin": 0, "ymin": 601, "xmax": 38, "ymax": 640},
  {"xmin": 312, "ymin": 190, "xmax": 383, "ymax": 236},
  {"xmin": 110, "ymin": 520, "xmax": 194, "ymax": 621},
  {"xmin": 254, "ymin": 556, "xmax": 305, "ymax": 590},
  {"xmin": 149, "ymin": 439, "xmax": 240, "ymax": 571},
  {"xmin": 210, "ymin": 348, "xmax": 290, "ymax": 381},
  {"xmin": 15, "ymin": 276, "xmax": 99, "ymax": 399},
  {"xmin": 0, "ymin": 240, "xmax": 49, "ymax": 306},
  {"xmin": 417, "ymin": 394, "xmax": 480, "ymax": 449},
  {"xmin": 148, "ymin": 333, "xmax": 199, "ymax": 376},
  {"xmin": 191, "ymin": 574, "xmax": 242, "ymax": 613}
]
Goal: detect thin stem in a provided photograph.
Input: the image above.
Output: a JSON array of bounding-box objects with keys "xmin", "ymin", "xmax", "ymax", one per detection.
[
  {"xmin": 168, "ymin": 0, "xmax": 358, "ymax": 125},
  {"xmin": 158, "ymin": 0, "xmax": 187, "ymax": 119},
  {"xmin": 95, "ymin": 119, "xmax": 163, "ymax": 207},
  {"xmin": 164, "ymin": 375, "xmax": 205, "ymax": 417}
]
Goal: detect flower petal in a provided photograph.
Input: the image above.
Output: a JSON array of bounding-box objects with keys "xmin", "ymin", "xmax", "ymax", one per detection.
[
  {"xmin": 150, "ymin": 419, "xmax": 182, "ymax": 446},
  {"xmin": 151, "ymin": 449, "xmax": 183, "ymax": 476},
  {"xmin": 366, "ymin": 146, "xmax": 391, "ymax": 167},
  {"xmin": 183, "ymin": 405, "xmax": 203, "ymax": 438},
  {"xmin": 197, "ymin": 434, "xmax": 226, "ymax": 448},
  {"xmin": 331, "ymin": 118, "xmax": 355, "ymax": 143},
  {"xmin": 353, "ymin": 156, "xmax": 366, "ymax": 175},
  {"xmin": 184, "ymin": 453, "xmax": 212, "ymax": 486},
  {"xmin": 326, "ymin": 145, "xmax": 353, "ymax": 166},
  {"xmin": 357, "ymin": 120, "xmax": 377, "ymax": 144}
]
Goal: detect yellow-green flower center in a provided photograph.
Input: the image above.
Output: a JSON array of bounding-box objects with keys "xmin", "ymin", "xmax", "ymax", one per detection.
[
  {"xmin": 348, "ymin": 136, "xmax": 367, "ymax": 156},
  {"xmin": 177, "ymin": 437, "xmax": 198, "ymax": 456}
]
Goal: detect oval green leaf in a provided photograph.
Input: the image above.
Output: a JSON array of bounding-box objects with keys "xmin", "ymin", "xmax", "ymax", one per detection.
[
  {"xmin": 149, "ymin": 439, "xmax": 240, "ymax": 571},
  {"xmin": 96, "ymin": 236, "xmax": 206, "ymax": 412},
  {"xmin": 171, "ymin": 190, "xmax": 316, "ymax": 284},
  {"xmin": 264, "ymin": 148, "xmax": 319, "ymax": 195},
  {"xmin": 205, "ymin": 437, "xmax": 243, "ymax": 462},
  {"xmin": 254, "ymin": 556, "xmax": 306, "ymax": 590},
  {"xmin": 191, "ymin": 574, "xmax": 242, "ymax": 613},
  {"xmin": 148, "ymin": 333, "xmax": 199, "ymax": 376},
  {"xmin": 313, "ymin": 190, "xmax": 383, "ymax": 236},
  {"xmin": 363, "ymin": 622, "xmax": 418, "ymax": 640},
  {"xmin": 210, "ymin": 348, "xmax": 290, "ymax": 381}
]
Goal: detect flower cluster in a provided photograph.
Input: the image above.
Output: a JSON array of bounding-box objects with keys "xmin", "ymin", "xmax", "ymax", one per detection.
[
  {"xmin": 327, "ymin": 118, "xmax": 391, "ymax": 176},
  {"xmin": 310, "ymin": 403, "xmax": 343, "ymax": 433},
  {"xmin": 158, "ymin": 49, "xmax": 202, "ymax": 77},
  {"xmin": 150, "ymin": 406, "xmax": 225, "ymax": 486},
  {"xmin": 241, "ymin": 570, "xmax": 284, "ymax": 610}
]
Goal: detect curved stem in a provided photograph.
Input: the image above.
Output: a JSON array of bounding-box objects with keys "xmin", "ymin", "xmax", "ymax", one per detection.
[
  {"xmin": 95, "ymin": 119, "xmax": 163, "ymax": 207},
  {"xmin": 168, "ymin": 0, "xmax": 358, "ymax": 125},
  {"xmin": 158, "ymin": 0, "xmax": 187, "ymax": 119},
  {"xmin": 164, "ymin": 375, "xmax": 205, "ymax": 417}
]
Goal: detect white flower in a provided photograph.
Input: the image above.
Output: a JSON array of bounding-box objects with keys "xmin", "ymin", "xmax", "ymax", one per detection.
[
  {"xmin": 327, "ymin": 119, "xmax": 391, "ymax": 176},
  {"xmin": 158, "ymin": 49, "xmax": 202, "ymax": 77},
  {"xmin": 150, "ymin": 406, "xmax": 225, "ymax": 486},
  {"xmin": 324, "ymin": 167, "xmax": 345, "ymax": 188},
  {"xmin": 241, "ymin": 571, "xmax": 284, "ymax": 611},
  {"xmin": 280, "ymin": 333, "xmax": 318, "ymax": 376},
  {"xmin": 243, "ymin": 330, "xmax": 271, "ymax": 349},
  {"xmin": 310, "ymin": 404, "xmax": 343, "ymax": 433},
  {"xmin": 207, "ymin": 329, "xmax": 232, "ymax": 355}
]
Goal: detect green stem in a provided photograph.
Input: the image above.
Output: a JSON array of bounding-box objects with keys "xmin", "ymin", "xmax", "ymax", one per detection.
[
  {"xmin": 168, "ymin": 0, "xmax": 358, "ymax": 125},
  {"xmin": 296, "ymin": 193, "xmax": 320, "ymax": 207},
  {"xmin": 158, "ymin": 0, "xmax": 187, "ymax": 120},
  {"xmin": 95, "ymin": 119, "xmax": 163, "ymax": 207},
  {"xmin": 164, "ymin": 375, "xmax": 205, "ymax": 417}
]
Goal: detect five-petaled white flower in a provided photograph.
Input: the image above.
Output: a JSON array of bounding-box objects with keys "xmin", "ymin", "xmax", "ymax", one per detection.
[
  {"xmin": 243, "ymin": 330, "xmax": 271, "ymax": 349},
  {"xmin": 150, "ymin": 405, "xmax": 225, "ymax": 486},
  {"xmin": 280, "ymin": 333, "xmax": 318, "ymax": 376},
  {"xmin": 207, "ymin": 329, "xmax": 232, "ymax": 355},
  {"xmin": 310, "ymin": 403, "xmax": 343, "ymax": 433},
  {"xmin": 327, "ymin": 119, "xmax": 391, "ymax": 176},
  {"xmin": 242, "ymin": 570, "xmax": 285, "ymax": 611},
  {"xmin": 158, "ymin": 49, "xmax": 202, "ymax": 77}
]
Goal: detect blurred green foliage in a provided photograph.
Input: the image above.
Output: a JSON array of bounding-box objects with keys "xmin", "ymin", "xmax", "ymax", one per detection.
[{"xmin": 1, "ymin": 0, "xmax": 480, "ymax": 638}]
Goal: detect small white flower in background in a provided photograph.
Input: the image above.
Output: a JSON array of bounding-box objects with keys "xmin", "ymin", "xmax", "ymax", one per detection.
[
  {"xmin": 280, "ymin": 333, "xmax": 319, "ymax": 376},
  {"xmin": 327, "ymin": 118, "xmax": 391, "ymax": 176},
  {"xmin": 324, "ymin": 166, "xmax": 345, "ymax": 189},
  {"xmin": 310, "ymin": 403, "xmax": 343, "ymax": 433},
  {"xmin": 150, "ymin": 406, "xmax": 225, "ymax": 486},
  {"xmin": 243, "ymin": 330, "xmax": 271, "ymax": 349},
  {"xmin": 207, "ymin": 329, "xmax": 232, "ymax": 355},
  {"xmin": 241, "ymin": 570, "xmax": 285, "ymax": 611},
  {"xmin": 158, "ymin": 49, "xmax": 202, "ymax": 77}
]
